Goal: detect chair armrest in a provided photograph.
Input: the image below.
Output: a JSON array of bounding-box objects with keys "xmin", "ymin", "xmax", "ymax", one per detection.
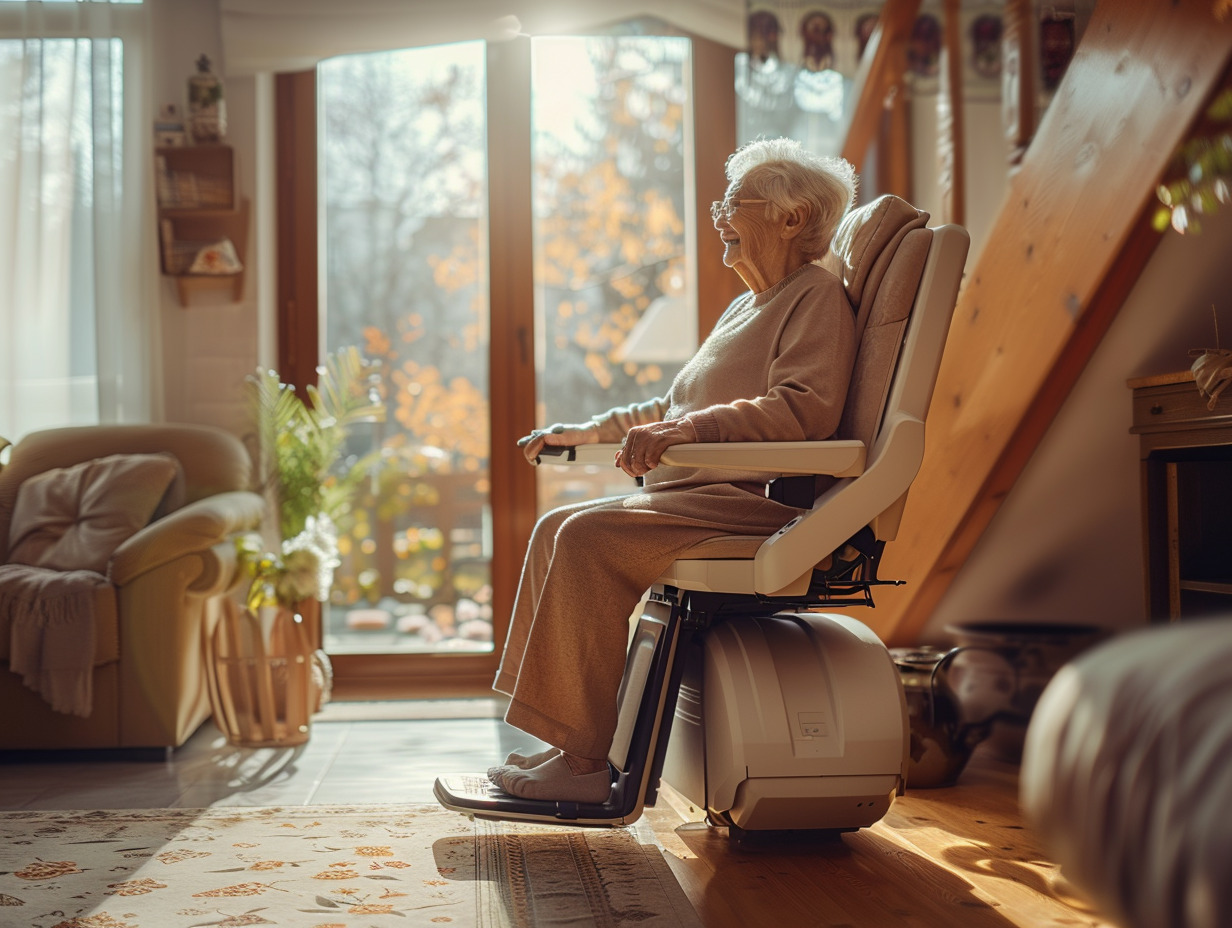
[
  {"xmin": 537, "ymin": 441, "xmax": 867, "ymax": 477},
  {"xmin": 754, "ymin": 414, "xmax": 925, "ymax": 593},
  {"xmin": 109, "ymin": 490, "xmax": 267, "ymax": 586}
]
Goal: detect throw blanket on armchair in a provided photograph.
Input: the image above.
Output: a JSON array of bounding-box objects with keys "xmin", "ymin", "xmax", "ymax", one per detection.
[
  {"xmin": 0, "ymin": 565, "xmax": 106, "ymax": 717},
  {"xmin": 1, "ymin": 452, "xmax": 180, "ymax": 717}
]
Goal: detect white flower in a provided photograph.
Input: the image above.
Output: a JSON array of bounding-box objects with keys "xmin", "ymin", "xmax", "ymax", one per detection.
[{"xmin": 278, "ymin": 514, "xmax": 341, "ymax": 602}]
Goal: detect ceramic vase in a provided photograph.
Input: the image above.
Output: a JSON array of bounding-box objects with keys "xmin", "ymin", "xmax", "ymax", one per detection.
[{"xmin": 187, "ymin": 53, "xmax": 226, "ymax": 143}]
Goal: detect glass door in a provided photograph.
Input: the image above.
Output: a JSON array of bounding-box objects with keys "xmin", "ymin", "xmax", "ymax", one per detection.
[
  {"xmin": 318, "ymin": 43, "xmax": 493, "ymax": 656},
  {"xmin": 531, "ymin": 35, "xmax": 695, "ymax": 513},
  {"xmin": 314, "ymin": 33, "xmax": 696, "ymax": 671}
]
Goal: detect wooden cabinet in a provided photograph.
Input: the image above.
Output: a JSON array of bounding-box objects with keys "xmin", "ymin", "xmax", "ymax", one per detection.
[
  {"xmin": 155, "ymin": 144, "xmax": 249, "ymax": 306},
  {"xmin": 1129, "ymin": 371, "xmax": 1232, "ymax": 621}
]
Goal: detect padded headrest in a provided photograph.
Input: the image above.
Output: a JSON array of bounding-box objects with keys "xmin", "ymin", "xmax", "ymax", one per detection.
[{"xmin": 821, "ymin": 194, "xmax": 929, "ymax": 315}]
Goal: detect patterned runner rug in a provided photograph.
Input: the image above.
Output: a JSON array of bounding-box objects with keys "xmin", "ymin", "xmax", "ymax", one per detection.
[{"xmin": 0, "ymin": 805, "xmax": 701, "ymax": 928}]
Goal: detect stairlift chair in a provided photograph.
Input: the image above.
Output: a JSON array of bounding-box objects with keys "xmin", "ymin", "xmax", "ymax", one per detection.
[{"xmin": 435, "ymin": 195, "xmax": 969, "ymax": 838}]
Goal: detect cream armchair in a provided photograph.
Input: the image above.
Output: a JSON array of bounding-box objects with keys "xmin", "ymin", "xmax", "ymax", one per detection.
[{"xmin": 0, "ymin": 424, "xmax": 266, "ymax": 754}]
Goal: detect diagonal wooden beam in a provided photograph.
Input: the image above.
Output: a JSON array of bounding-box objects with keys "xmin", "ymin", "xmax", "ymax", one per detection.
[
  {"xmin": 870, "ymin": 0, "xmax": 1232, "ymax": 646},
  {"xmin": 841, "ymin": 0, "xmax": 923, "ymax": 171},
  {"xmin": 939, "ymin": 0, "xmax": 965, "ymax": 225}
]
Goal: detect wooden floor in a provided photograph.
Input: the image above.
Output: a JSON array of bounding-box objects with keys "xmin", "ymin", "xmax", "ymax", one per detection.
[
  {"xmin": 642, "ymin": 743, "xmax": 1115, "ymax": 928},
  {"xmin": 0, "ymin": 702, "xmax": 1116, "ymax": 928}
]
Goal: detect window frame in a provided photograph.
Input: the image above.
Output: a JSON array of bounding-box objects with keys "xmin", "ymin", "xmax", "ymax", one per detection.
[{"xmin": 275, "ymin": 30, "xmax": 737, "ymax": 697}]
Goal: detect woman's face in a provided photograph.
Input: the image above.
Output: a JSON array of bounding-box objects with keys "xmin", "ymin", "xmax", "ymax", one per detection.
[{"xmin": 714, "ymin": 172, "xmax": 805, "ymax": 293}]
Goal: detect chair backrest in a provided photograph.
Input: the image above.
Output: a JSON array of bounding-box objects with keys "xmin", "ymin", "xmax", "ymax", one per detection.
[
  {"xmin": 822, "ymin": 195, "xmax": 932, "ymax": 450},
  {"xmin": 754, "ymin": 198, "xmax": 969, "ymax": 594}
]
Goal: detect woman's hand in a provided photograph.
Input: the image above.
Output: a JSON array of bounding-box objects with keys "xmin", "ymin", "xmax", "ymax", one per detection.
[
  {"xmin": 615, "ymin": 418, "xmax": 698, "ymax": 478},
  {"xmin": 517, "ymin": 422, "xmax": 599, "ymax": 464}
]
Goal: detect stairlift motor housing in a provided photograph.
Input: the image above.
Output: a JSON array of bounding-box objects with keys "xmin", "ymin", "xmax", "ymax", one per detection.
[{"xmin": 663, "ymin": 611, "xmax": 910, "ymax": 832}]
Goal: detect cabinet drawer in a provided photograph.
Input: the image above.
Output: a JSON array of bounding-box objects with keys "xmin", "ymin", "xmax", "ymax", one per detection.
[{"xmin": 1131, "ymin": 381, "xmax": 1232, "ymax": 433}]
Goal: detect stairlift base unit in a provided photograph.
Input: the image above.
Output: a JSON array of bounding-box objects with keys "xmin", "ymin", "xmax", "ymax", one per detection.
[
  {"xmin": 662, "ymin": 611, "xmax": 909, "ymax": 834},
  {"xmin": 434, "ymin": 601, "xmax": 909, "ymax": 837}
]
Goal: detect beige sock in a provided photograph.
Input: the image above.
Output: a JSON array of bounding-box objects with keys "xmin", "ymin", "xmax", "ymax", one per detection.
[
  {"xmin": 506, "ymin": 747, "xmax": 559, "ymax": 768},
  {"xmin": 486, "ymin": 747, "xmax": 559, "ymax": 781},
  {"xmin": 489, "ymin": 754, "xmax": 612, "ymax": 803}
]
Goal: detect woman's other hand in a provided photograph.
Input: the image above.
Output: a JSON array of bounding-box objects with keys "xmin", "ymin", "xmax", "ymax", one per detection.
[
  {"xmin": 615, "ymin": 418, "xmax": 698, "ymax": 478},
  {"xmin": 517, "ymin": 422, "xmax": 599, "ymax": 463}
]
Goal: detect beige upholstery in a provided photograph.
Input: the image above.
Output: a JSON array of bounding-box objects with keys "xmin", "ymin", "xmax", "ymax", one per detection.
[
  {"xmin": 8, "ymin": 453, "xmax": 180, "ymax": 573},
  {"xmin": 560, "ymin": 196, "xmax": 968, "ymax": 598},
  {"xmin": 0, "ymin": 424, "xmax": 266, "ymax": 751},
  {"xmin": 1022, "ymin": 620, "xmax": 1232, "ymax": 928}
]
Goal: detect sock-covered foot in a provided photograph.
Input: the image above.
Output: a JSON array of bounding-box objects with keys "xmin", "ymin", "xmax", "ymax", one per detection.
[
  {"xmin": 486, "ymin": 747, "xmax": 559, "ymax": 781},
  {"xmin": 506, "ymin": 747, "xmax": 559, "ymax": 768},
  {"xmin": 489, "ymin": 753, "xmax": 611, "ymax": 803}
]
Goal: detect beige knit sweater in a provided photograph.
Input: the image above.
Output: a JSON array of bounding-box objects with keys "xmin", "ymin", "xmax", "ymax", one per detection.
[{"xmin": 590, "ymin": 263, "xmax": 857, "ymax": 491}]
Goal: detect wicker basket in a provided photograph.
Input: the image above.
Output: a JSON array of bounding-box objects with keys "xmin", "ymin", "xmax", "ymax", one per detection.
[{"xmin": 205, "ymin": 599, "xmax": 315, "ymax": 747}]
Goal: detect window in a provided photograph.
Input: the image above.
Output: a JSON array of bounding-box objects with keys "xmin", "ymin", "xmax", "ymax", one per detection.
[
  {"xmin": 318, "ymin": 42, "xmax": 492, "ymax": 656},
  {"xmin": 532, "ymin": 36, "xmax": 695, "ymax": 512},
  {"xmin": 308, "ymin": 34, "xmax": 697, "ymax": 670},
  {"xmin": 281, "ymin": 28, "xmax": 736, "ymax": 693}
]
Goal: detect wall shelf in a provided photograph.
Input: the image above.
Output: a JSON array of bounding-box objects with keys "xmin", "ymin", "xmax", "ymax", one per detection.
[{"xmin": 155, "ymin": 144, "xmax": 248, "ymax": 307}]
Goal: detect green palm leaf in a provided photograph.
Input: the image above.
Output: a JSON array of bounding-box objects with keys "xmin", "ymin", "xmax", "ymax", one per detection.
[{"xmin": 247, "ymin": 347, "xmax": 386, "ymax": 541}]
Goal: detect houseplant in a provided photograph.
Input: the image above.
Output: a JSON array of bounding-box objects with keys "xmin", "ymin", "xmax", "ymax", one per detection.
[
  {"xmin": 207, "ymin": 347, "xmax": 385, "ymax": 746},
  {"xmin": 1154, "ymin": 86, "xmax": 1232, "ymax": 235},
  {"xmin": 248, "ymin": 345, "xmax": 386, "ymax": 546}
]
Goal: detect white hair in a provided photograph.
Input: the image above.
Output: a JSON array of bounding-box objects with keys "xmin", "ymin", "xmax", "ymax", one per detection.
[{"xmin": 724, "ymin": 138, "xmax": 858, "ymax": 260}]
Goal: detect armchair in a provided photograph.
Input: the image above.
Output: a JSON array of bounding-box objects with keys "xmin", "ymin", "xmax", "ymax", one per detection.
[{"xmin": 0, "ymin": 424, "xmax": 266, "ymax": 753}]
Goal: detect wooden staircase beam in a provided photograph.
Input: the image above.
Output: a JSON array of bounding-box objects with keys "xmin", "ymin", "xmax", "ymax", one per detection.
[
  {"xmin": 939, "ymin": 0, "xmax": 965, "ymax": 225},
  {"xmin": 871, "ymin": 0, "xmax": 1232, "ymax": 646},
  {"xmin": 841, "ymin": 0, "xmax": 922, "ymax": 171}
]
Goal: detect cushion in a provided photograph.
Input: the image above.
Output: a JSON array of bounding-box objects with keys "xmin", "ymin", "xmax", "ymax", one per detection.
[
  {"xmin": 820, "ymin": 194, "xmax": 929, "ymax": 312},
  {"xmin": 7, "ymin": 453, "xmax": 179, "ymax": 573},
  {"xmin": 1021, "ymin": 620, "xmax": 1232, "ymax": 928},
  {"xmin": 837, "ymin": 228, "xmax": 933, "ymax": 448}
]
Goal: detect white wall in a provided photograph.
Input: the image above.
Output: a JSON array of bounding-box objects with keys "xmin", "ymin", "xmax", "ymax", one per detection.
[
  {"xmin": 910, "ymin": 95, "xmax": 1009, "ymax": 268},
  {"xmin": 149, "ymin": 0, "xmax": 265, "ymax": 438},
  {"xmin": 921, "ymin": 205, "xmax": 1232, "ymax": 641},
  {"xmin": 898, "ymin": 67, "xmax": 1232, "ymax": 643}
]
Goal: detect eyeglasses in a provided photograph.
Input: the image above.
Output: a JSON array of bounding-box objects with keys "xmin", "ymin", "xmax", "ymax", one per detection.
[{"xmin": 709, "ymin": 198, "xmax": 769, "ymax": 222}]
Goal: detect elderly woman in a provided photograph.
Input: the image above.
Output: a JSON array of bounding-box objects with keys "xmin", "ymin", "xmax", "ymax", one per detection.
[{"xmin": 488, "ymin": 137, "xmax": 858, "ymax": 802}]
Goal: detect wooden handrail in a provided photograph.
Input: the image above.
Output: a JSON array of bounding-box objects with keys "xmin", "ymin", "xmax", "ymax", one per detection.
[
  {"xmin": 1003, "ymin": 0, "xmax": 1038, "ymax": 167},
  {"xmin": 840, "ymin": 0, "xmax": 922, "ymax": 172},
  {"xmin": 840, "ymin": 0, "xmax": 966, "ymax": 217}
]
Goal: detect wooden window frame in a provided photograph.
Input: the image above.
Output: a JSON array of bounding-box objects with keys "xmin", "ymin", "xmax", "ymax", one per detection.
[{"xmin": 275, "ymin": 35, "xmax": 736, "ymax": 698}]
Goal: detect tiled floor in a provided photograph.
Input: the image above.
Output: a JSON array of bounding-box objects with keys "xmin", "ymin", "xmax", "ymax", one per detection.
[{"xmin": 0, "ymin": 701, "xmax": 548, "ymax": 812}]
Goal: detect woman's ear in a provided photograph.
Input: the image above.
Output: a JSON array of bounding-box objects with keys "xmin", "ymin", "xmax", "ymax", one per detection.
[{"xmin": 780, "ymin": 204, "xmax": 809, "ymax": 240}]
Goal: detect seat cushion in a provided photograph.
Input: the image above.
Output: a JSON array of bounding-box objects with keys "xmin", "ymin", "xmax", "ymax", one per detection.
[
  {"xmin": 672, "ymin": 534, "xmax": 767, "ymax": 560},
  {"xmin": 7, "ymin": 453, "xmax": 179, "ymax": 573}
]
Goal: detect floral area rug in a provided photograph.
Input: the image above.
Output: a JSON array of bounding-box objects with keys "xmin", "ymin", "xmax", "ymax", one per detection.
[{"xmin": 0, "ymin": 805, "xmax": 701, "ymax": 928}]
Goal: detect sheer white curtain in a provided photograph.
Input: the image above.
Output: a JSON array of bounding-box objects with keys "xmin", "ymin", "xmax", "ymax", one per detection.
[{"xmin": 0, "ymin": 0, "xmax": 158, "ymax": 446}]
